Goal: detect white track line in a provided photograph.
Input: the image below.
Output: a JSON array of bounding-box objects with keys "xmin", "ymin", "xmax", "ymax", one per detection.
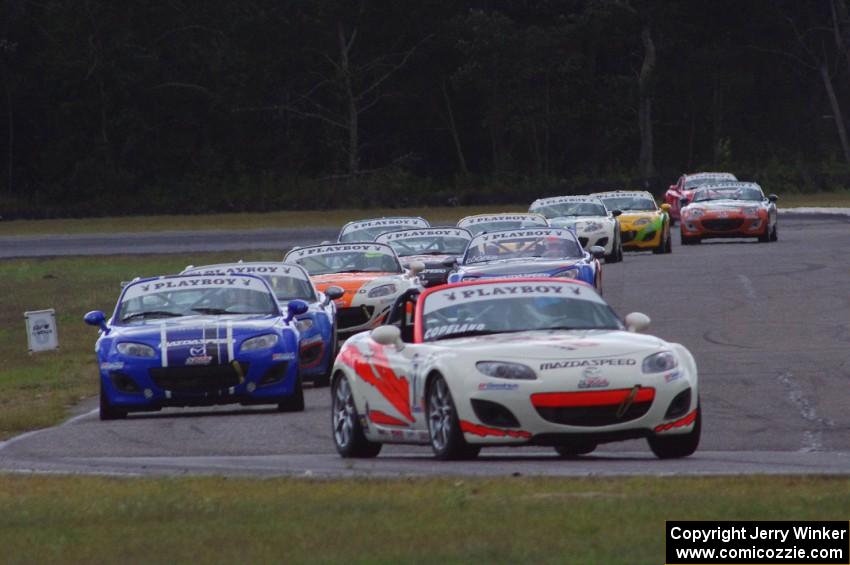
[{"xmin": 0, "ymin": 407, "xmax": 99, "ymax": 452}]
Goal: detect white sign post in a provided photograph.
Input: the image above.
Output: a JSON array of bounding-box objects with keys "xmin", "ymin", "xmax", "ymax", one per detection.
[{"xmin": 24, "ymin": 309, "xmax": 59, "ymax": 353}]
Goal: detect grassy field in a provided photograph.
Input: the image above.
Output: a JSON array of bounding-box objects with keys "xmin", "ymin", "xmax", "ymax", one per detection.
[
  {"xmin": 0, "ymin": 191, "xmax": 848, "ymax": 236},
  {"xmin": 1, "ymin": 475, "xmax": 848, "ymax": 564},
  {"xmin": 0, "ymin": 252, "xmax": 280, "ymax": 439}
]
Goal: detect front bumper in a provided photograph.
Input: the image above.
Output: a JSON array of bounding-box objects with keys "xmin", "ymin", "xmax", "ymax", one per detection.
[
  {"xmin": 681, "ymin": 216, "xmax": 766, "ymax": 238},
  {"xmin": 620, "ymin": 223, "xmax": 663, "ymax": 249}
]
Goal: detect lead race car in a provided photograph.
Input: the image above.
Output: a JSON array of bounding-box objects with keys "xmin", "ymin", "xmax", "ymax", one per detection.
[
  {"xmin": 330, "ymin": 278, "xmax": 700, "ymax": 460},
  {"xmin": 456, "ymin": 212, "xmax": 549, "ymax": 236},
  {"xmin": 447, "ymin": 227, "xmax": 603, "ymax": 292},
  {"xmin": 375, "ymin": 227, "xmax": 472, "ymax": 287},
  {"xmin": 180, "ymin": 262, "xmax": 342, "ymax": 387},
  {"xmin": 528, "ymin": 195, "xmax": 624, "ymax": 263},
  {"xmin": 284, "ymin": 242, "xmax": 422, "ymax": 337},
  {"xmin": 84, "ymin": 274, "xmax": 309, "ymax": 420},
  {"xmin": 664, "ymin": 172, "xmax": 737, "ymax": 224},
  {"xmin": 679, "ymin": 182, "xmax": 778, "ymax": 244},
  {"xmin": 591, "ymin": 190, "xmax": 672, "ymax": 254},
  {"xmin": 337, "ymin": 216, "xmax": 430, "ymax": 243}
]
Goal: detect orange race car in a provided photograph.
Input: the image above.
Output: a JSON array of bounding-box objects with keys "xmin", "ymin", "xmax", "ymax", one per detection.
[
  {"xmin": 679, "ymin": 182, "xmax": 778, "ymax": 244},
  {"xmin": 284, "ymin": 243, "xmax": 422, "ymax": 336}
]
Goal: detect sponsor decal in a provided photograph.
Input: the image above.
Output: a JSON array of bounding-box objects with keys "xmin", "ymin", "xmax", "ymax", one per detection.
[
  {"xmin": 100, "ymin": 361, "xmax": 124, "ymax": 370},
  {"xmin": 423, "ymin": 323, "xmax": 485, "ymax": 340},
  {"xmin": 346, "ymin": 218, "xmax": 428, "ymax": 230},
  {"xmin": 460, "ymin": 420, "xmax": 532, "ymax": 439},
  {"xmin": 540, "ymin": 358, "xmax": 636, "ymax": 371},
  {"xmin": 664, "ymin": 370, "xmax": 682, "ymax": 383},
  {"xmin": 654, "ymin": 408, "xmax": 698, "ymax": 433},
  {"xmin": 474, "ymin": 229, "xmax": 563, "ymax": 242},
  {"xmin": 477, "ymin": 382, "xmax": 519, "ymax": 391},
  {"xmin": 185, "ymin": 355, "xmax": 213, "ymax": 366},
  {"xmin": 379, "ymin": 229, "xmax": 469, "ymax": 241},
  {"xmin": 166, "ymin": 338, "xmax": 229, "ymax": 347},
  {"xmin": 288, "ymin": 244, "xmax": 394, "ymax": 258},
  {"xmin": 337, "ymin": 343, "xmax": 414, "ymax": 423},
  {"xmin": 391, "ymin": 430, "xmax": 405, "ymax": 439},
  {"xmin": 577, "ymin": 366, "xmax": 609, "ymax": 389},
  {"xmin": 369, "ymin": 409, "xmax": 409, "ymax": 427},
  {"xmin": 532, "ymin": 195, "xmax": 604, "ymax": 207},
  {"xmin": 272, "ymin": 352, "xmax": 296, "ymax": 361},
  {"xmin": 124, "ymin": 275, "xmax": 271, "ymax": 300}
]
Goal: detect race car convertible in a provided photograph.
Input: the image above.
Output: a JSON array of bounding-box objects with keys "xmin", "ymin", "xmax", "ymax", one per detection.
[
  {"xmin": 447, "ymin": 227, "xmax": 604, "ymax": 293},
  {"xmin": 330, "ymin": 278, "xmax": 700, "ymax": 460},
  {"xmin": 337, "ymin": 216, "xmax": 430, "ymax": 243},
  {"xmin": 456, "ymin": 212, "xmax": 549, "ymax": 235},
  {"xmin": 84, "ymin": 274, "xmax": 309, "ymax": 420},
  {"xmin": 181, "ymin": 262, "xmax": 343, "ymax": 387},
  {"xmin": 375, "ymin": 227, "xmax": 472, "ymax": 287},
  {"xmin": 528, "ymin": 195, "xmax": 624, "ymax": 263},
  {"xmin": 664, "ymin": 172, "xmax": 737, "ymax": 224},
  {"xmin": 591, "ymin": 190, "xmax": 672, "ymax": 254},
  {"xmin": 679, "ymin": 182, "xmax": 778, "ymax": 244},
  {"xmin": 284, "ymin": 242, "xmax": 422, "ymax": 336}
]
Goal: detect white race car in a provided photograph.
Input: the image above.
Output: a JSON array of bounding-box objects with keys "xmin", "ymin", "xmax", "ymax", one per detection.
[
  {"xmin": 284, "ymin": 243, "xmax": 421, "ymax": 337},
  {"xmin": 529, "ymin": 195, "xmax": 624, "ymax": 263},
  {"xmin": 457, "ymin": 213, "xmax": 548, "ymax": 235},
  {"xmin": 330, "ymin": 278, "xmax": 700, "ymax": 460},
  {"xmin": 338, "ymin": 217, "xmax": 430, "ymax": 243}
]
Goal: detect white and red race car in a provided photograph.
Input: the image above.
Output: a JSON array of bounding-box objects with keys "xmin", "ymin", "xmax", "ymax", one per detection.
[{"xmin": 330, "ymin": 278, "xmax": 700, "ymax": 460}]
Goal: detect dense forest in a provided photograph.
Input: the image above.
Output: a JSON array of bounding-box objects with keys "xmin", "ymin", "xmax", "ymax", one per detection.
[{"xmin": 3, "ymin": 0, "xmax": 850, "ymax": 218}]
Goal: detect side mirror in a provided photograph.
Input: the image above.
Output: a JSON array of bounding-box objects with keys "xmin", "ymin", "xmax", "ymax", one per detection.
[
  {"xmin": 611, "ymin": 209, "xmax": 623, "ymax": 217},
  {"xmin": 589, "ymin": 245, "xmax": 605, "ymax": 259},
  {"xmin": 660, "ymin": 203, "xmax": 671, "ymax": 212},
  {"xmin": 408, "ymin": 261, "xmax": 425, "ymax": 277},
  {"xmin": 371, "ymin": 325, "xmax": 404, "ymax": 350},
  {"xmin": 624, "ymin": 312, "xmax": 651, "ymax": 333},
  {"xmin": 768, "ymin": 194, "xmax": 778, "ymax": 202},
  {"xmin": 84, "ymin": 310, "xmax": 109, "ymax": 332},
  {"xmin": 323, "ymin": 286, "xmax": 344, "ymax": 304},
  {"xmin": 286, "ymin": 299, "xmax": 309, "ymax": 322}
]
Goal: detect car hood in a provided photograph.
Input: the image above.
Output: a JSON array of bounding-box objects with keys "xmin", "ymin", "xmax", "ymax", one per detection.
[
  {"xmin": 310, "ymin": 272, "xmax": 405, "ymax": 307},
  {"xmin": 429, "ymin": 329, "xmax": 665, "ymax": 361},
  {"xmin": 458, "ymin": 257, "xmax": 584, "ymax": 276}
]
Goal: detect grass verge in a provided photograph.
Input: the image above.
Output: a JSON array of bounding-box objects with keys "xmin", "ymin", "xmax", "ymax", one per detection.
[
  {"xmin": 0, "ymin": 251, "xmax": 280, "ymax": 439},
  {"xmin": 2, "ymin": 475, "xmax": 848, "ymax": 564},
  {"xmin": 1, "ymin": 192, "xmax": 848, "ymax": 236}
]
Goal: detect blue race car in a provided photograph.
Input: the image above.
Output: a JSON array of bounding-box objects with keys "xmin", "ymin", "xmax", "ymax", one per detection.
[
  {"xmin": 84, "ymin": 273, "xmax": 309, "ymax": 420},
  {"xmin": 181, "ymin": 262, "xmax": 343, "ymax": 387},
  {"xmin": 447, "ymin": 227, "xmax": 605, "ymax": 292}
]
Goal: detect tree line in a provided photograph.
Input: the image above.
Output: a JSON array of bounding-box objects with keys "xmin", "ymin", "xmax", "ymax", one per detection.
[{"xmin": 2, "ymin": 0, "xmax": 850, "ymax": 218}]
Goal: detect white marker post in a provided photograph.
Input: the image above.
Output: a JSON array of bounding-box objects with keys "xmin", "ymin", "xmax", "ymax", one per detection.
[{"xmin": 24, "ymin": 309, "xmax": 59, "ymax": 353}]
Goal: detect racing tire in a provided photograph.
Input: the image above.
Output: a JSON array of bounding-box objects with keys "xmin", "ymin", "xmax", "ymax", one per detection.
[
  {"xmin": 647, "ymin": 404, "xmax": 701, "ymax": 459},
  {"xmin": 427, "ymin": 374, "xmax": 478, "ymax": 461},
  {"xmin": 653, "ymin": 224, "xmax": 672, "ymax": 254},
  {"xmin": 554, "ymin": 442, "xmax": 597, "ymax": 458},
  {"xmin": 680, "ymin": 233, "xmax": 700, "ymax": 245},
  {"xmin": 277, "ymin": 373, "xmax": 305, "ymax": 412},
  {"xmin": 605, "ymin": 233, "xmax": 623, "ymax": 264},
  {"xmin": 770, "ymin": 223, "xmax": 778, "ymax": 242},
  {"xmin": 663, "ymin": 229, "xmax": 673, "ymax": 253},
  {"xmin": 757, "ymin": 224, "xmax": 770, "ymax": 243},
  {"xmin": 99, "ymin": 381, "xmax": 127, "ymax": 421},
  {"xmin": 331, "ymin": 374, "xmax": 382, "ymax": 458}
]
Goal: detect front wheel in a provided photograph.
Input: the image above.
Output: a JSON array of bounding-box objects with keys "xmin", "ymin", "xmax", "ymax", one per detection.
[
  {"xmin": 331, "ymin": 375, "xmax": 382, "ymax": 458},
  {"xmin": 427, "ymin": 375, "xmax": 478, "ymax": 460},
  {"xmin": 99, "ymin": 380, "xmax": 127, "ymax": 421},
  {"xmin": 605, "ymin": 232, "xmax": 623, "ymax": 263},
  {"xmin": 647, "ymin": 405, "xmax": 701, "ymax": 459},
  {"xmin": 278, "ymin": 372, "xmax": 305, "ymax": 412},
  {"xmin": 770, "ymin": 222, "xmax": 778, "ymax": 242}
]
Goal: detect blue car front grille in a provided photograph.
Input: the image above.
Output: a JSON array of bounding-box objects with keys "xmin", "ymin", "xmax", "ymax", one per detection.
[{"xmin": 149, "ymin": 362, "xmax": 249, "ymax": 393}]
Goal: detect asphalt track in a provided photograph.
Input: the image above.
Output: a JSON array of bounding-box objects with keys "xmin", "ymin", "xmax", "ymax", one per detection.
[{"xmin": 1, "ymin": 212, "xmax": 849, "ymax": 477}]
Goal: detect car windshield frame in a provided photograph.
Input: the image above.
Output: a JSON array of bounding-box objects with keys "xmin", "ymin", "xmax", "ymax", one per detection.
[
  {"xmin": 598, "ymin": 196, "xmax": 657, "ymax": 212},
  {"xmin": 684, "ymin": 174, "xmax": 736, "ymax": 189},
  {"xmin": 417, "ymin": 281, "xmax": 623, "ymax": 342},
  {"xmin": 532, "ymin": 201, "xmax": 608, "ymax": 219},
  {"xmin": 462, "ymin": 229, "xmax": 584, "ymax": 265},
  {"xmin": 692, "ymin": 186, "xmax": 764, "ymax": 202},
  {"xmin": 285, "ymin": 244, "xmax": 404, "ymax": 275},
  {"xmin": 381, "ymin": 235, "xmax": 470, "ymax": 257},
  {"xmin": 115, "ymin": 275, "xmax": 280, "ymax": 324},
  {"xmin": 182, "ymin": 264, "xmax": 318, "ymax": 303},
  {"xmin": 338, "ymin": 218, "xmax": 429, "ymax": 242}
]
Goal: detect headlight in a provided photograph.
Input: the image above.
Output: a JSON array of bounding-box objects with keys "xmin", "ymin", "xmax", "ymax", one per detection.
[
  {"xmin": 642, "ymin": 351, "xmax": 678, "ymax": 373},
  {"xmin": 744, "ymin": 207, "xmax": 760, "ymax": 217},
  {"xmin": 367, "ymin": 284, "xmax": 397, "ymax": 298},
  {"xmin": 583, "ymin": 222, "xmax": 603, "ymax": 232},
  {"xmin": 476, "ymin": 361, "xmax": 537, "ymax": 380},
  {"xmin": 116, "ymin": 342, "xmax": 156, "ymax": 357},
  {"xmin": 295, "ymin": 319, "xmax": 314, "ymax": 332},
  {"xmin": 686, "ymin": 208, "xmax": 704, "ymax": 218},
  {"xmin": 555, "ymin": 268, "xmax": 579, "ymax": 279},
  {"xmin": 241, "ymin": 334, "xmax": 279, "ymax": 351},
  {"xmin": 633, "ymin": 218, "xmax": 651, "ymax": 226}
]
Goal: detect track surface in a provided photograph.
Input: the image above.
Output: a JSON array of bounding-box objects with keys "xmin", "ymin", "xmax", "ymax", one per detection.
[{"xmin": 1, "ymin": 214, "xmax": 849, "ymax": 476}]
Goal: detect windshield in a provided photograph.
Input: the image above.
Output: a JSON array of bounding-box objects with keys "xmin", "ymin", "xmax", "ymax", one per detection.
[
  {"xmin": 464, "ymin": 232, "xmax": 583, "ymax": 264},
  {"xmin": 384, "ymin": 235, "xmax": 469, "ymax": 257},
  {"xmin": 533, "ymin": 202, "xmax": 608, "ymax": 219},
  {"xmin": 692, "ymin": 187, "xmax": 763, "ymax": 202},
  {"xmin": 464, "ymin": 220, "xmax": 547, "ymax": 236},
  {"xmin": 259, "ymin": 275, "xmax": 316, "ymax": 302},
  {"xmin": 421, "ymin": 282, "xmax": 622, "ymax": 341},
  {"xmin": 598, "ymin": 196, "xmax": 656, "ymax": 211},
  {"xmin": 339, "ymin": 225, "xmax": 405, "ymax": 242},
  {"xmin": 339, "ymin": 219, "xmax": 428, "ymax": 242},
  {"xmin": 183, "ymin": 266, "xmax": 317, "ymax": 303},
  {"xmin": 118, "ymin": 277, "xmax": 277, "ymax": 322},
  {"xmin": 290, "ymin": 251, "xmax": 402, "ymax": 275},
  {"xmin": 684, "ymin": 175, "xmax": 736, "ymax": 189}
]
